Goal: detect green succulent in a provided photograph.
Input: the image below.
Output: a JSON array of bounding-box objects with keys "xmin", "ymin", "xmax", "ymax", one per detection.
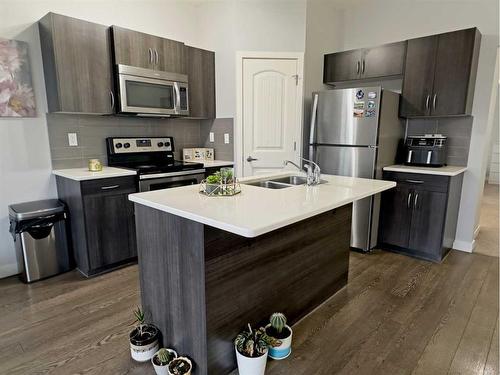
[
  {"xmin": 133, "ymin": 306, "xmax": 146, "ymax": 335},
  {"xmin": 270, "ymin": 312, "xmax": 287, "ymax": 334},
  {"xmin": 234, "ymin": 324, "xmax": 281, "ymax": 357},
  {"xmin": 206, "ymin": 172, "xmax": 221, "ymax": 184},
  {"xmin": 156, "ymin": 348, "xmax": 175, "ymax": 365}
]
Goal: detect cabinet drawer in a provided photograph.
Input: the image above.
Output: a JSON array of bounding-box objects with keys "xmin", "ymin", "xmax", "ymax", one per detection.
[
  {"xmin": 383, "ymin": 171, "xmax": 449, "ymax": 193},
  {"xmin": 81, "ymin": 176, "xmax": 136, "ymax": 195}
]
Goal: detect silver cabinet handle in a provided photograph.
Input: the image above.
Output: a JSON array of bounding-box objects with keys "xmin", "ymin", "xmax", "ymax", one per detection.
[
  {"xmin": 247, "ymin": 156, "xmax": 258, "ymax": 162},
  {"xmin": 154, "ymin": 49, "xmax": 159, "ymax": 65},
  {"xmin": 356, "ymin": 61, "xmax": 360, "ymax": 74},
  {"xmin": 414, "ymin": 192, "xmax": 419, "ymax": 209},
  {"xmin": 101, "ymin": 185, "xmax": 120, "ymax": 190},
  {"xmin": 432, "ymin": 94, "xmax": 437, "ymax": 110},
  {"xmin": 148, "ymin": 48, "xmax": 153, "ymax": 64},
  {"xmin": 110, "ymin": 91, "xmax": 115, "ymax": 110},
  {"xmin": 405, "ymin": 179, "xmax": 424, "ymax": 184},
  {"xmin": 407, "ymin": 192, "xmax": 412, "ymax": 209},
  {"xmin": 361, "ymin": 60, "xmax": 365, "ymax": 74},
  {"xmin": 425, "ymin": 95, "xmax": 430, "ymax": 110}
]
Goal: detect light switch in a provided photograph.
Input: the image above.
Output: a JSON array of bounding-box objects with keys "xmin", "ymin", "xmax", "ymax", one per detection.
[
  {"xmin": 209, "ymin": 132, "xmax": 215, "ymax": 142},
  {"xmin": 68, "ymin": 133, "xmax": 78, "ymax": 146},
  {"xmin": 224, "ymin": 133, "xmax": 230, "ymax": 144}
]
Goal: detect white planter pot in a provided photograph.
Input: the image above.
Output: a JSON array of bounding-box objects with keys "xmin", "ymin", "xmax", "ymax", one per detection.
[
  {"xmin": 130, "ymin": 340, "xmax": 159, "ymax": 362},
  {"xmin": 168, "ymin": 356, "xmax": 192, "ymax": 375},
  {"xmin": 235, "ymin": 346, "xmax": 268, "ymax": 375},
  {"xmin": 151, "ymin": 349, "xmax": 177, "ymax": 375},
  {"xmin": 266, "ymin": 324, "xmax": 292, "ymax": 360}
]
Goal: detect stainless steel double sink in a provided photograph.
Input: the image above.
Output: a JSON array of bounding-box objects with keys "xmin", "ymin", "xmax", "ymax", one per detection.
[{"xmin": 244, "ymin": 175, "xmax": 324, "ymax": 189}]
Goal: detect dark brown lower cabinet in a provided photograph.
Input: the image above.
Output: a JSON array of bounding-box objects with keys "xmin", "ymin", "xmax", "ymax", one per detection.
[
  {"xmin": 56, "ymin": 175, "xmax": 137, "ymax": 276},
  {"xmin": 379, "ymin": 171, "xmax": 464, "ymax": 262}
]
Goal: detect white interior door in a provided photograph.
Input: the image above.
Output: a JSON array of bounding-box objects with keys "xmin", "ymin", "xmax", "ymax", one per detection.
[{"xmin": 241, "ymin": 57, "xmax": 302, "ymax": 176}]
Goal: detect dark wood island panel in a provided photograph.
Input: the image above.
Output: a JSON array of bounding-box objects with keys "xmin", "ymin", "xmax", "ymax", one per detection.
[{"xmin": 134, "ymin": 203, "xmax": 352, "ymax": 375}]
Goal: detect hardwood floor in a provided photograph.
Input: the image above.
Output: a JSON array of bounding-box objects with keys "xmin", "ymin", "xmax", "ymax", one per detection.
[
  {"xmin": 0, "ymin": 250, "xmax": 497, "ymax": 375},
  {"xmin": 475, "ymin": 183, "xmax": 499, "ymax": 257}
]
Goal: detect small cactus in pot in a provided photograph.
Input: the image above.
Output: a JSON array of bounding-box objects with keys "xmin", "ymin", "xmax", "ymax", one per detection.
[
  {"xmin": 266, "ymin": 312, "xmax": 293, "ymax": 360},
  {"xmin": 152, "ymin": 348, "xmax": 177, "ymax": 375}
]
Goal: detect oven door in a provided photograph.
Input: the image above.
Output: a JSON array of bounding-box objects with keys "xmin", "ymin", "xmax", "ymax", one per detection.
[
  {"xmin": 119, "ymin": 73, "xmax": 177, "ymax": 115},
  {"xmin": 138, "ymin": 170, "xmax": 205, "ymax": 192}
]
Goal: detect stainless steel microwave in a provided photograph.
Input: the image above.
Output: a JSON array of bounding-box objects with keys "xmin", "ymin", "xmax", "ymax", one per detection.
[{"xmin": 116, "ymin": 64, "xmax": 189, "ymax": 116}]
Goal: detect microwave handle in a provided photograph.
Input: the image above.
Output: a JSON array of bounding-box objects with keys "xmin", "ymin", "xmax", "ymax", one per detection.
[{"xmin": 173, "ymin": 82, "xmax": 181, "ymax": 113}]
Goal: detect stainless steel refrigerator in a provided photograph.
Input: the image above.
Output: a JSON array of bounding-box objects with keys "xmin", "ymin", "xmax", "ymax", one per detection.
[{"xmin": 309, "ymin": 86, "xmax": 403, "ymax": 251}]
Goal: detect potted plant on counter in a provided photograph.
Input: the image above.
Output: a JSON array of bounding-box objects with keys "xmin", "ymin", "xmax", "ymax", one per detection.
[
  {"xmin": 152, "ymin": 348, "xmax": 178, "ymax": 375},
  {"xmin": 234, "ymin": 324, "xmax": 281, "ymax": 375},
  {"xmin": 168, "ymin": 356, "xmax": 192, "ymax": 375},
  {"xmin": 265, "ymin": 313, "xmax": 293, "ymax": 360},
  {"xmin": 205, "ymin": 172, "xmax": 221, "ymax": 194},
  {"xmin": 129, "ymin": 307, "xmax": 159, "ymax": 362}
]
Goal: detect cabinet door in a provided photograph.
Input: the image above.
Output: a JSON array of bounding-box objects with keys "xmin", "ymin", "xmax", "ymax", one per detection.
[
  {"xmin": 39, "ymin": 13, "xmax": 113, "ymax": 114},
  {"xmin": 83, "ymin": 185, "xmax": 137, "ymax": 270},
  {"xmin": 379, "ymin": 184, "xmax": 412, "ymax": 248},
  {"xmin": 361, "ymin": 41, "xmax": 407, "ymax": 79},
  {"xmin": 187, "ymin": 46, "xmax": 216, "ymax": 118},
  {"xmin": 408, "ymin": 190, "xmax": 447, "ymax": 258},
  {"xmin": 112, "ymin": 26, "xmax": 155, "ymax": 69},
  {"xmin": 431, "ymin": 28, "xmax": 480, "ymax": 116},
  {"xmin": 323, "ymin": 49, "xmax": 362, "ymax": 83},
  {"xmin": 400, "ymin": 35, "xmax": 438, "ymax": 117},
  {"xmin": 157, "ymin": 38, "xmax": 187, "ymax": 74}
]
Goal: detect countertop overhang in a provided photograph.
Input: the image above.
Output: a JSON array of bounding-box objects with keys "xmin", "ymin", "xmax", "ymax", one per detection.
[
  {"xmin": 129, "ymin": 172, "xmax": 396, "ymax": 238},
  {"xmin": 52, "ymin": 167, "xmax": 137, "ymax": 181}
]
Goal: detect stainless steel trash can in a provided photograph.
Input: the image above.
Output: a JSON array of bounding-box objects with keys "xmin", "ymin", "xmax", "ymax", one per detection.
[{"xmin": 9, "ymin": 199, "xmax": 72, "ymax": 283}]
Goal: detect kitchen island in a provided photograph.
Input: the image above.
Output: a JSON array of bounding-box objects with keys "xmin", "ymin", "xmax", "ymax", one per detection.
[{"xmin": 128, "ymin": 173, "xmax": 395, "ymax": 374}]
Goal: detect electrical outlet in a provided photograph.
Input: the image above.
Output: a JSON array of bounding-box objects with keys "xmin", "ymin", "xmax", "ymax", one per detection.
[
  {"xmin": 224, "ymin": 133, "xmax": 230, "ymax": 144},
  {"xmin": 209, "ymin": 132, "xmax": 215, "ymax": 142},
  {"xmin": 68, "ymin": 133, "xmax": 78, "ymax": 146}
]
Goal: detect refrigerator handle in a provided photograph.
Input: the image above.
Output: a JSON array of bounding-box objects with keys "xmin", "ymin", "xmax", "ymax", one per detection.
[{"xmin": 309, "ymin": 93, "xmax": 319, "ymax": 160}]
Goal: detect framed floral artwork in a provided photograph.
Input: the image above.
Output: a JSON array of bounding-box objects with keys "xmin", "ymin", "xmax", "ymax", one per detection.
[{"xmin": 0, "ymin": 38, "xmax": 36, "ymax": 117}]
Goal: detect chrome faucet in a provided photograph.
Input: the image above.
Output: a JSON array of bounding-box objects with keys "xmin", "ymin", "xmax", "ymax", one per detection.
[{"xmin": 283, "ymin": 158, "xmax": 321, "ymax": 185}]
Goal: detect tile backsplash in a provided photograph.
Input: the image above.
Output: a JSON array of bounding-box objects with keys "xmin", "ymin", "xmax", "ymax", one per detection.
[
  {"xmin": 406, "ymin": 116, "xmax": 473, "ymax": 166},
  {"xmin": 200, "ymin": 118, "xmax": 234, "ymax": 161},
  {"xmin": 47, "ymin": 114, "xmax": 202, "ymax": 169}
]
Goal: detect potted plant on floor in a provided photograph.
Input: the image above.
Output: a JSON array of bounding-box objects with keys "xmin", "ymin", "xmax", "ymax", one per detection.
[
  {"xmin": 129, "ymin": 307, "xmax": 159, "ymax": 362},
  {"xmin": 265, "ymin": 313, "xmax": 293, "ymax": 360},
  {"xmin": 152, "ymin": 348, "xmax": 178, "ymax": 375},
  {"xmin": 168, "ymin": 356, "xmax": 193, "ymax": 375},
  {"xmin": 234, "ymin": 324, "xmax": 281, "ymax": 375}
]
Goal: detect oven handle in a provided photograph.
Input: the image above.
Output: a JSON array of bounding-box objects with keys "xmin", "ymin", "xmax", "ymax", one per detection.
[{"xmin": 139, "ymin": 169, "xmax": 206, "ymax": 180}]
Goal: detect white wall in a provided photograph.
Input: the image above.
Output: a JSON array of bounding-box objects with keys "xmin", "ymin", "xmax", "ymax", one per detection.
[
  {"xmin": 0, "ymin": 0, "xmax": 306, "ymax": 278},
  {"xmin": 195, "ymin": 0, "xmax": 307, "ymax": 118},
  {"xmin": 304, "ymin": 0, "xmax": 499, "ymax": 252}
]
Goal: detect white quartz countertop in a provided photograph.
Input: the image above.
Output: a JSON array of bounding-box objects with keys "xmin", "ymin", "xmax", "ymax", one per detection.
[
  {"xmin": 383, "ymin": 165, "xmax": 467, "ymax": 176},
  {"xmin": 53, "ymin": 167, "xmax": 136, "ymax": 181},
  {"xmin": 129, "ymin": 172, "xmax": 396, "ymax": 238},
  {"xmin": 202, "ymin": 160, "xmax": 234, "ymax": 168}
]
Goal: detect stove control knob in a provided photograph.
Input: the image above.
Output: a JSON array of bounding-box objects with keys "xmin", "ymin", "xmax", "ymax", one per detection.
[
  {"xmin": 157, "ymin": 142, "xmax": 164, "ymax": 147},
  {"xmin": 115, "ymin": 143, "xmax": 123, "ymax": 149},
  {"xmin": 124, "ymin": 142, "xmax": 130, "ymax": 149},
  {"xmin": 165, "ymin": 141, "xmax": 171, "ymax": 147}
]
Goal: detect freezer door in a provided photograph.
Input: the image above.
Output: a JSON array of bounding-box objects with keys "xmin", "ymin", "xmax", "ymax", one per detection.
[
  {"xmin": 313, "ymin": 87, "xmax": 381, "ymax": 146},
  {"xmin": 315, "ymin": 145, "xmax": 377, "ymax": 250}
]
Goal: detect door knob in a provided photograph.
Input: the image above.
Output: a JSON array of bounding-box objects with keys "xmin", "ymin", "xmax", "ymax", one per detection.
[{"xmin": 246, "ymin": 156, "xmax": 258, "ymax": 162}]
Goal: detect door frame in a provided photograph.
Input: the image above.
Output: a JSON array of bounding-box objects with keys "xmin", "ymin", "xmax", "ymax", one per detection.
[{"xmin": 235, "ymin": 51, "xmax": 304, "ymax": 177}]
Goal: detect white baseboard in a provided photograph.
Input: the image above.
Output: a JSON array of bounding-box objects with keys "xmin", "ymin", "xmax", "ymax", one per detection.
[
  {"xmin": 474, "ymin": 225, "xmax": 481, "ymax": 239},
  {"xmin": 453, "ymin": 239, "xmax": 476, "ymax": 253},
  {"xmin": 0, "ymin": 262, "xmax": 19, "ymax": 279}
]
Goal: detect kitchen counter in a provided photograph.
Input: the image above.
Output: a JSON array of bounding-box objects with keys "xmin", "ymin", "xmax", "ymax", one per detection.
[
  {"xmin": 130, "ymin": 171, "xmax": 395, "ymax": 374},
  {"xmin": 383, "ymin": 164, "xmax": 467, "ymax": 176},
  {"xmin": 202, "ymin": 160, "xmax": 234, "ymax": 168},
  {"xmin": 52, "ymin": 167, "xmax": 136, "ymax": 181},
  {"xmin": 129, "ymin": 172, "xmax": 395, "ymax": 237}
]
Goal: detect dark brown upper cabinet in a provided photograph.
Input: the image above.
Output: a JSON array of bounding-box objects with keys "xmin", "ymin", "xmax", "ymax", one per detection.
[
  {"xmin": 39, "ymin": 13, "xmax": 114, "ymax": 114},
  {"xmin": 111, "ymin": 26, "xmax": 186, "ymax": 74},
  {"xmin": 186, "ymin": 46, "xmax": 216, "ymax": 119},
  {"xmin": 323, "ymin": 41, "xmax": 406, "ymax": 84},
  {"xmin": 400, "ymin": 28, "xmax": 481, "ymax": 118}
]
